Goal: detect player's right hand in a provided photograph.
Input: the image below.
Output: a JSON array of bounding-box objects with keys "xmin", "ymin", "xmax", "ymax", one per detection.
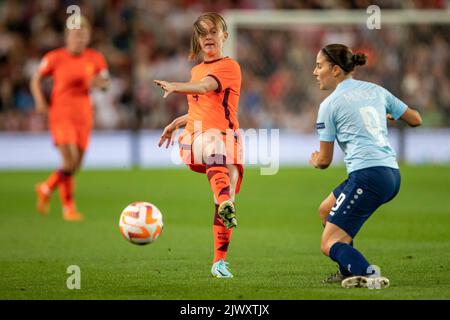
[
  {"xmin": 154, "ymin": 80, "xmax": 176, "ymax": 98},
  {"xmin": 309, "ymin": 151, "xmax": 320, "ymax": 168}
]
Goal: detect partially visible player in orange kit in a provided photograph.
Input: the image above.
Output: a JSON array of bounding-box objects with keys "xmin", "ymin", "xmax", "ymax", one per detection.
[
  {"xmin": 30, "ymin": 16, "xmax": 109, "ymax": 221},
  {"xmin": 155, "ymin": 12, "xmax": 243, "ymax": 278}
]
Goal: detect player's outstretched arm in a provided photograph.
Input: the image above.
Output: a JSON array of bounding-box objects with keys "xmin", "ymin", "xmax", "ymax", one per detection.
[
  {"xmin": 387, "ymin": 107, "xmax": 422, "ymax": 127},
  {"xmin": 310, "ymin": 141, "xmax": 334, "ymax": 169},
  {"xmin": 158, "ymin": 114, "xmax": 188, "ymax": 148},
  {"xmin": 154, "ymin": 76, "xmax": 218, "ymax": 98},
  {"xmin": 30, "ymin": 72, "xmax": 48, "ymax": 115}
]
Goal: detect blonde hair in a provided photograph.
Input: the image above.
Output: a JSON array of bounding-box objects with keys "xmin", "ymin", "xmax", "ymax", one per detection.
[{"xmin": 189, "ymin": 12, "xmax": 227, "ymax": 61}]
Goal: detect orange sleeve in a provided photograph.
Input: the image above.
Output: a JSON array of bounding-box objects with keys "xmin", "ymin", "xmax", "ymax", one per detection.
[
  {"xmin": 94, "ymin": 51, "xmax": 108, "ymax": 76},
  {"xmin": 207, "ymin": 60, "xmax": 241, "ymax": 93},
  {"xmin": 38, "ymin": 51, "xmax": 57, "ymax": 77}
]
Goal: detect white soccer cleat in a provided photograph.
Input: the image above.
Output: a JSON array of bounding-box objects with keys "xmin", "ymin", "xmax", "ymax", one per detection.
[
  {"xmin": 341, "ymin": 276, "xmax": 390, "ymax": 289},
  {"xmin": 211, "ymin": 259, "xmax": 233, "ymax": 278}
]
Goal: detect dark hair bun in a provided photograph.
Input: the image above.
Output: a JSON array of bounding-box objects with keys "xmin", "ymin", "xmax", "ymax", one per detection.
[{"xmin": 352, "ymin": 53, "xmax": 367, "ymax": 66}]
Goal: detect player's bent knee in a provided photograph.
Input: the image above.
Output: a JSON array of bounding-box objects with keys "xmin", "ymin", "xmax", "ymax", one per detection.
[
  {"xmin": 203, "ymin": 147, "xmax": 225, "ymax": 164},
  {"xmin": 202, "ymin": 144, "xmax": 214, "ymax": 160},
  {"xmin": 62, "ymin": 163, "xmax": 76, "ymax": 174},
  {"xmin": 203, "ymin": 136, "xmax": 226, "ymax": 160},
  {"xmin": 321, "ymin": 237, "xmax": 338, "ymax": 257},
  {"xmin": 63, "ymin": 167, "xmax": 76, "ymax": 175},
  {"xmin": 62, "ymin": 158, "xmax": 79, "ymax": 174},
  {"xmin": 320, "ymin": 242, "xmax": 330, "ymax": 256}
]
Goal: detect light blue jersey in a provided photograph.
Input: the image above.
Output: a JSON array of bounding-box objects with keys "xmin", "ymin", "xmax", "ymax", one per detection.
[{"xmin": 316, "ymin": 78, "xmax": 408, "ymax": 174}]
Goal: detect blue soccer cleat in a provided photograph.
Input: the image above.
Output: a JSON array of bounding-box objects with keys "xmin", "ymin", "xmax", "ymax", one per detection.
[{"xmin": 211, "ymin": 259, "xmax": 233, "ymax": 278}]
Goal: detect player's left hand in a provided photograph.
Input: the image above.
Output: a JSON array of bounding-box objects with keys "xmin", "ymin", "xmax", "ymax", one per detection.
[
  {"xmin": 158, "ymin": 123, "xmax": 178, "ymax": 148},
  {"xmin": 309, "ymin": 151, "xmax": 320, "ymax": 168},
  {"xmin": 386, "ymin": 114, "xmax": 395, "ymax": 121},
  {"xmin": 90, "ymin": 75, "xmax": 110, "ymax": 91},
  {"xmin": 154, "ymin": 80, "xmax": 176, "ymax": 98}
]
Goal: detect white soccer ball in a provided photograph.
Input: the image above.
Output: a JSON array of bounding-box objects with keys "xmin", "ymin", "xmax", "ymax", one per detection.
[{"xmin": 119, "ymin": 201, "xmax": 163, "ymax": 245}]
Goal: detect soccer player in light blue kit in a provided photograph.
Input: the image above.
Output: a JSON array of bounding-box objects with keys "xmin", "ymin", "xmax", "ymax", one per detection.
[{"xmin": 310, "ymin": 44, "xmax": 422, "ymax": 289}]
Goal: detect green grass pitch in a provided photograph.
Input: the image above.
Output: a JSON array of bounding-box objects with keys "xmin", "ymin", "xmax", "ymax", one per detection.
[{"xmin": 0, "ymin": 166, "xmax": 449, "ymax": 299}]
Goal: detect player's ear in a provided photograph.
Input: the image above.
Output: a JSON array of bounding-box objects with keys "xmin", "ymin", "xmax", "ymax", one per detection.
[
  {"xmin": 332, "ymin": 64, "xmax": 341, "ymax": 77},
  {"xmin": 223, "ymin": 31, "xmax": 228, "ymax": 42},
  {"xmin": 86, "ymin": 30, "xmax": 92, "ymax": 44}
]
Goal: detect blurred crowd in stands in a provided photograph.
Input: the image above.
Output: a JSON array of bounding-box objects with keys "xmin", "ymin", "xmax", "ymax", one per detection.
[{"xmin": 0, "ymin": 0, "xmax": 449, "ymax": 132}]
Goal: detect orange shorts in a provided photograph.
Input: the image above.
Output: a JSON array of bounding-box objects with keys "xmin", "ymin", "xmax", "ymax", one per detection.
[
  {"xmin": 50, "ymin": 119, "xmax": 92, "ymax": 150},
  {"xmin": 178, "ymin": 129, "xmax": 244, "ymax": 194}
]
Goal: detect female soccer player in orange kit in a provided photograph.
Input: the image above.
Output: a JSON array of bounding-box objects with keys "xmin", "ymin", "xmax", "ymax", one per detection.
[
  {"xmin": 31, "ymin": 17, "xmax": 109, "ymax": 221},
  {"xmin": 155, "ymin": 12, "xmax": 243, "ymax": 278}
]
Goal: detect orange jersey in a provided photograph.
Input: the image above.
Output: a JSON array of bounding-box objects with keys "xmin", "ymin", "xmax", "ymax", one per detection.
[
  {"xmin": 185, "ymin": 57, "xmax": 241, "ymax": 133},
  {"xmin": 38, "ymin": 48, "xmax": 108, "ymax": 123}
]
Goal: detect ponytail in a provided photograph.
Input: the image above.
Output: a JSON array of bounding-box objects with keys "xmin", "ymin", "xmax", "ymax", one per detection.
[{"xmin": 322, "ymin": 44, "xmax": 367, "ymax": 73}]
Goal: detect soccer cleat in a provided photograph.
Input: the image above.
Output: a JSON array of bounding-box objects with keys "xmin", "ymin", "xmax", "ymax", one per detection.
[
  {"xmin": 322, "ymin": 270, "xmax": 347, "ymax": 284},
  {"xmin": 341, "ymin": 276, "xmax": 390, "ymax": 289},
  {"xmin": 35, "ymin": 183, "xmax": 51, "ymax": 215},
  {"xmin": 218, "ymin": 200, "xmax": 237, "ymax": 229},
  {"xmin": 211, "ymin": 259, "xmax": 233, "ymax": 278},
  {"xmin": 63, "ymin": 207, "xmax": 84, "ymax": 222}
]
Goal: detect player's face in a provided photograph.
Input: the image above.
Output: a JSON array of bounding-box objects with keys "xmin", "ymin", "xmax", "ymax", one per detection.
[
  {"xmin": 198, "ymin": 20, "xmax": 228, "ymax": 60},
  {"xmin": 313, "ymin": 51, "xmax": 336, "ymax": 90},
  {"xmin": 66, "ymin": 28, "xmax": 90, "ymax": 54}
]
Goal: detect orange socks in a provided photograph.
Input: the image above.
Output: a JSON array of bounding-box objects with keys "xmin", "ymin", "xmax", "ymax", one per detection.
[
  {"xmin": 43, "ymin": 170, "xmax": 65, "ymax": 193},
  {"xmin": 213, "ymin": 204, "xmax": 233, "ymax": 262},
  {"xmin": 206, "ymin": 154, "xmax": 231, "ymax": 204},
  {"xmin": 58, "ymin": 171, "xmax": 74, "ymax": 210},
  {"xmin": 207, "ymin": 155, "xmax": 233, "ymax": 262},
  {"xmin": 44, "ymin": 169, "xmax": 75, "ymax": 209}
]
